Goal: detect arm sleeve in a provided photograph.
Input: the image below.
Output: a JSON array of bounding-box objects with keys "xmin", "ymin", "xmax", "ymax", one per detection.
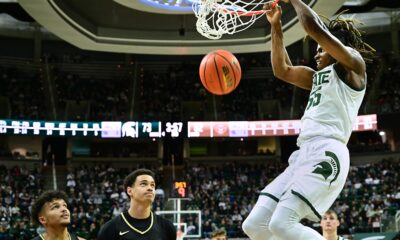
[{"xmin": 97, "ymin": 220, "xmax": 118, "ymax": 240}]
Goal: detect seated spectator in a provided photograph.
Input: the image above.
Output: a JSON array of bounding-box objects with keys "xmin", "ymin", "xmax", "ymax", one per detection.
[{"xmin": 211, "ymin": 227, "xmax": 227, "ymax": 240}]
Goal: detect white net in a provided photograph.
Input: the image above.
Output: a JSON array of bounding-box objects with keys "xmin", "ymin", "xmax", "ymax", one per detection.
[{"xmin": 192, "ymin": 0, "xmax": 270, "ymax": 39}]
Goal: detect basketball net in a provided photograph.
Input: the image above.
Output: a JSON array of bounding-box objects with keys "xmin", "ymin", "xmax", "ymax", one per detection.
[{"xmin": 192, "ymin": 0, "xmax": 275, "ymax": 39}]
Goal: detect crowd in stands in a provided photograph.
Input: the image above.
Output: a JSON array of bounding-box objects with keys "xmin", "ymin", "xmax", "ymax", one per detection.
[
  {"xmin": 184, "ymin": 160, "xmax": 400, "ymax": 238},
  {"xmin": 1, "ymin": 50, "xmax": 399, "ymax": 122},
  {"xmin": 0, "ymin": 54, "xmax": 297, "ymax": 122},
  {"xmin": 0, "ymin": 159, "xmax": 398, "ymax": 239},
  {"xmin": 85, "ymin": 140, "xmax": 158, "ymax": 158},
  {"xmin": 52, "ymin": 69, "xmax": 130, "ymax": 121},
  {"xmin": 182, "ymin": 162, "xmax": 287, "ymax": 238},
  {"xmin": 137, "ymin": 57, "xmax": 294, "ymax": 121},
  {"xmin": 333, "ymin": 159, "xmax": 400, "ymax": 234},
  {"xmin": 0, "ymin": 67, "xmax": 47, "ymax": 120},
  {"xmin": 137, "ymin": 63, "xmax": 207, "ymax": 121},
  {"xmin": 348, "ymin": 131, "xmax": 391, "ymax": 154},
  {"xmin": 375, "ymin": 52, "xmax": 400, "ymax": 114},
  {"xmin": 0, "ymin": 165, "xmax": 43, "ymax": 240},
  {"xmin": 0, "ymin": 51, "xmax": 399, "ymax": 239}
]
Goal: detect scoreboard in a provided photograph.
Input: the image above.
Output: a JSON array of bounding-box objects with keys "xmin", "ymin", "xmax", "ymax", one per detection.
[
  {"xmin": 0, "ymin": 114, "xmax": 377, "ymax": 138},
  {"xmin": 0, "ymin": 120, "xmax": 184, "ymax": 138}
]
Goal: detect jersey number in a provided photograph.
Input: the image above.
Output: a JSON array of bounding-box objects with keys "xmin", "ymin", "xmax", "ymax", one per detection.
[{"xmin": 306, "ymin": 86, "xmax": 322, "ymax": 110}]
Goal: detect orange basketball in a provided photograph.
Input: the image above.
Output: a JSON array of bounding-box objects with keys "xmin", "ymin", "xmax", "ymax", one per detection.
[{"xmin": 199, "ymin": 49, "xmax": 241, "ymax": 95}]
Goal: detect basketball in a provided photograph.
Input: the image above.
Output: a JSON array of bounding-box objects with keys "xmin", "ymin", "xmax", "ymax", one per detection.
[{"xmin": 199, "ymin": 49, "xmax": 242, "ymax": 95}]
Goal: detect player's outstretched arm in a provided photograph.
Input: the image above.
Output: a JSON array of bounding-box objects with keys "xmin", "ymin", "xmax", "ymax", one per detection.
[
  {"xmin": 265, "ymin": 1, "xmax": 314, "ymax": 90},
  {"xmin": 288, "ymin": 0, "xmax": 365, "ymax": 77}
]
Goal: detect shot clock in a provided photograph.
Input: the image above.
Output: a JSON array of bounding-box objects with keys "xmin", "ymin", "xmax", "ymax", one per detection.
[{"xmin": 173, "ymin": 181, "xmax": 187, "ymax": 198}]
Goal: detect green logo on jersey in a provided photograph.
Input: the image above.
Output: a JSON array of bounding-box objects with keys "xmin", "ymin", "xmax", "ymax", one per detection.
[
  {"xmin": 312, "ymin": 151, "xmax": 340, "ymax": 186},
  {"xmin": 312, "ymin": 70, "xmax": 331, "ymax": 86}
]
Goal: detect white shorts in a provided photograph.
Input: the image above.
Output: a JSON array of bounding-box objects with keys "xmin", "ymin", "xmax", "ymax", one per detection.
[{"xmin": 258, "ymin": 137, "xmax": 350, "ymax": 221}]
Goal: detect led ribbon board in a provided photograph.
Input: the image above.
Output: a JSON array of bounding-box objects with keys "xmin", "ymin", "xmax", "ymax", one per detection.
[
  {"xmin": 0, "ymin": 114, "xmax": 377, "ymax": 138},
  {"xmin": 187, "ymin": 114, "xmax": 378, "ymax": 137},
  {"xmin": 0, "ymin": 120, "xmax": 184, "ymax": 138}
]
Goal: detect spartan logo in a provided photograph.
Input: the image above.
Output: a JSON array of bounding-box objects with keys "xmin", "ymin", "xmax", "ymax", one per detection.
[{"xmin": 312, "ymin": 151, "xmax": 340, "ymax": 186}]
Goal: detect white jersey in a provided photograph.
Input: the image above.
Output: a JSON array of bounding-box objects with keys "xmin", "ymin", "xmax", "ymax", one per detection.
[{"xmin": 297, "ymin": 64, "xmax": 366, "ymax": 146}]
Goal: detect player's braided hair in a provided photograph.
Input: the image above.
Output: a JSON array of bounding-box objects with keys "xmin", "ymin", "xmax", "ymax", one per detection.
[{"xmin": 322, "ymin": 11, "xmax": 376, "ymax": 63}]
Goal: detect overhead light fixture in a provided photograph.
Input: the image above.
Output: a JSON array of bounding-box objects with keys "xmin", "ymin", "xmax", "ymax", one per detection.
[
  {"xmin": 141, "ymin": 0, "xmax": 194, "ymax": 10},
  {"xmin": 343, "ymin": 0, "xmax": 370, "ymax": 6},
  {"xmin": 114, "ymin": 0, "xmax": 195, "ymax": 14}
]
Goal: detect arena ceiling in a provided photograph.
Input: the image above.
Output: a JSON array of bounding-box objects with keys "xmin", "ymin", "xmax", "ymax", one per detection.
[
  {"xmin": 1, "ymin": 0, "xmax": 397, "ymax": 55},
  {"xmin": 16, "ymin": 0, "xmax": 346, "ymax": 55}
]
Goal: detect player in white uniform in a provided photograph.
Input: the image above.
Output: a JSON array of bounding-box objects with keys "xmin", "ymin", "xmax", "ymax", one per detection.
[
  {"xmin": 321, "ymin": 210, "xmax": 347, "ymax": 240},
  {"xmin": 242, "ymin": 0, "xmax": 375, "ymax": 239}
]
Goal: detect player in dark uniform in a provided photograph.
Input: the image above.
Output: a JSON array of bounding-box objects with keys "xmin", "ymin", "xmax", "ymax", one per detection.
[
  {"xmin": 97, "ymin": 168, "xmax": 176, "ymax": 240},
  {"xmin": 31, "ymin": 190, "xmax": 84, "ymax": 240}
]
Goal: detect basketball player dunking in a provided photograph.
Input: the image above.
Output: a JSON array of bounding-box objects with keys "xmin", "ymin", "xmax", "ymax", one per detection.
[
  {"xmin": 97, "ymin": 169, "xmax": 176, "ymax": 240},
  {"xmin": 242, "ymin": 0, "xmax": 375, "ymax": 239}
]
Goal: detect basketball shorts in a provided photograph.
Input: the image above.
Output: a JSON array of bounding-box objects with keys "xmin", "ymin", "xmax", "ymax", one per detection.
[{"xmin": 258, "ymin": 137, "xmax": 350, "ymax": 221}]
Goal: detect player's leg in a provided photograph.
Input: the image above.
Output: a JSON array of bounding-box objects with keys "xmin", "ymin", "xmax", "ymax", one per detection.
[
  {"xmin": 242, "ymin": 196, "xmax": 277, "ymax": 240},
  {"xmin": 269, "ymin": 196, "xmax": 324, "ymax": 240},
  {"xmin": 268, "ymin": 138, "xmax": 350, "ymax": 240},
  {"xmin": 242, "ymin": 150, "xmax": 300, "ymax": 240}
]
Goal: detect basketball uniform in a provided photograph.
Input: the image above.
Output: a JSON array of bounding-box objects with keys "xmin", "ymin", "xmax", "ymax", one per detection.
[
  {"xmin": 259, "ymin": 63, "xmax": 366, "ymax": 221},
  {"xmin": 97, "ymin": 211, "xmax": 176, "ymax": 240},
  {"xmin": 31, "ymin": 232, "xmax": 80, "ymax": 240}
]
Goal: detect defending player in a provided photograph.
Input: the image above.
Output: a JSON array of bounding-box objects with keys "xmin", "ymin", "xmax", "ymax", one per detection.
[
  {"xmin": 97, "ymin": 168, "xmax": 176, "ymax": 240},
  {"xmin": 242, "ymin": 0, "xmax": 375, "ymax": 239},
  {"xmin": 31, "ymin": 190, "xmax": 84, "ymax": 240},
  {"xmin": 321, "ymin": 210, "xmax": 346, "ymax": 240}
]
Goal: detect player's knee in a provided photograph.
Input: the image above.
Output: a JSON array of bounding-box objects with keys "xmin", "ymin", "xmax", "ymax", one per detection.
[
  {"xmin": 269, "ymin": 208, "xmax": 300, "ymax": 238},
  {"xmin": 242, "ymin": 216, "xmax": 267, "ymax": 239},
  {"xmin": 242, "ymin": 217, "xmax": 257, "ymax": 236},
  {"xmin": 269, "ymin": 216, "xmax": 287, "ymax": 237}
]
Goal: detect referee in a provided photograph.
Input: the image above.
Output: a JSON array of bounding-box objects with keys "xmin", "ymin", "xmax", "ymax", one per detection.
[{"xmin": 97, "ymin": 168, "xmax": 176, "ymax": 240}]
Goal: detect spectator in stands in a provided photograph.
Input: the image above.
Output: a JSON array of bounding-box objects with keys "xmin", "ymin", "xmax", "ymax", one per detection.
[
  {"xmin": 1, "ymin": 158, "xmax": 395, "ymax": 239},
  {"xmin": 211, "ymin": 227, "xmax": 227, "ymax": 240},
  {"xmin": 0, "ymin": 217, "xmax": 9, "ymax": 240},
  {"xmin": 31, "ymin": 190, "xmax": 85, "ymax": 240}
]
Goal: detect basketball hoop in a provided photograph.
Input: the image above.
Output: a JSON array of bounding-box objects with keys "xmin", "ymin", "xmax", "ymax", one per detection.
[{"xmin": 192, "ymin": 0, "xmax": 279, "ymax": 39}]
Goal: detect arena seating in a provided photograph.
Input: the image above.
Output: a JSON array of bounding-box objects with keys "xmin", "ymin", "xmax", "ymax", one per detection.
[{"xmin": 0, "ymin": 160, "xmax": 395, "ymax": 239}]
